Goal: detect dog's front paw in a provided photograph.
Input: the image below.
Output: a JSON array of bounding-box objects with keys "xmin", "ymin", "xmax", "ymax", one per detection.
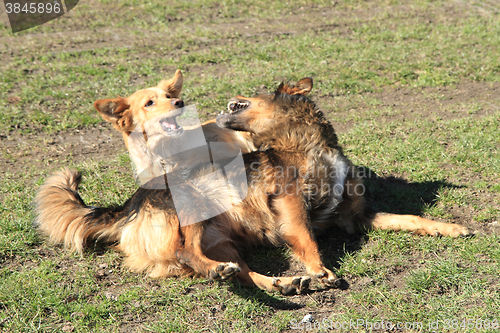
[
  {"xmin": 315, "ymin": 268, "xmax": 341, "ymax": 287},
  {"xmin": 273, "ymin": 276, "xmax": 311, "ymax": 295},
  {"xmin": 208, "ymin": 262, "xmax": 241, "ymax": 280}
]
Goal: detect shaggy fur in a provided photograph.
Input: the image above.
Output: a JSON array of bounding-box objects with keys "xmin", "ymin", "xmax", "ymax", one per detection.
[
  {"xmin": 35, "ymin": 77, "xmax": 471, "ymax": 295},
  {"xmin": 35, "ymin": 70, "xmax": 253, "ymax": 279}
]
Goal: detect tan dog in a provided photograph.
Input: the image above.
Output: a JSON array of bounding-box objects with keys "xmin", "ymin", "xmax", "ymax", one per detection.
[
  {"xmin": 93, "ymin": 70, "xmax": 254, "ymax": 183},
  {"xmin": 35, "ymin": 70, "xmax": 253, "ymax": 279}
]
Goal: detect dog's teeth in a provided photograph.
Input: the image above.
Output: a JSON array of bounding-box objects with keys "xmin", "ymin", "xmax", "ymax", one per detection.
[
  {"xmin": 227, "ymin": 100, "xmax": 248, "ymax": 113},
  {"xmin": 236, "ymin": 102, "xmax": 248, "ymax": 110}
]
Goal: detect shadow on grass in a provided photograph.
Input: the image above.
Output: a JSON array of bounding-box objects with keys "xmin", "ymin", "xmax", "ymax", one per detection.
[
  {"xmin": 227, "ymin": 167, "xmax": 464, "ymax": 307},
  {"xmin": 359, "ymin": 166, "xmax": 464, "ymax": 215},
  {"xmin": 228, "ymin": 282, "xmax": 306, "ymax": 310}
]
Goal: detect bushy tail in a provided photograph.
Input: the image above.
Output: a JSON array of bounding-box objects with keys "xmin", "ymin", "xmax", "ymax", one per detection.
[{"xmin": 34, "ymin": 168, "xmax": 124, "ymax": 253}]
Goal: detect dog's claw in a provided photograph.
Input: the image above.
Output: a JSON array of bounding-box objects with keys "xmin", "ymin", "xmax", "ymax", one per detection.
[
  {"xmin": 278, "ymin": 276, "xmax": 311, "ymax": 295},
  {"xmin": 321, "ymin": 277, "xmax": 339, "ymax": 287},
  {"xmin": 426, "ymin": 223, "xmax": 473, "ymax": 237},
  {"xmin": 209, "ymin": 262, "xmax": 240, "ymax": 280},
  {"xmin": 314, "ymin": 268, "xmax": 339, "ymax": 289}
]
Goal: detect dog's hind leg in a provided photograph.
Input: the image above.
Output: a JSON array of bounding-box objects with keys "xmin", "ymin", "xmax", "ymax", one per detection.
[
  {"xmin": 237, "ymin": 260, "xmax": 311, "ymax": 296},
  {"xmin": 175, "ymin": 223, "xmax": 241, "ymax": 280},
  {"xmin": 335, "ymin": 177, "xmax": 470, "ymax": 237},
  {"xmin": 203, "ymin": 239, "xmax": 311, "ymax": 295},
  {"xmin": 274, "ymin": 195, "xmax": 340, "ymax": 287},
  {"xmin": 363, "ymin": 212, "xmax": 471, "ymax": 237}
]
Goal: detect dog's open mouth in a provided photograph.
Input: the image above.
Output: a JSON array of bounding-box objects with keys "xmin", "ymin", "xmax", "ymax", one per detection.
[
  {"xmin": 221, "ymin": 100, "xmax": 250, "ymax": 114},
  {"xmin": 216, "ymin": 99, "xmax": 250, "ymax": 129},
  {"xmin": 159, "ymin": 116, "xmax": 183, "ymax": 136}
]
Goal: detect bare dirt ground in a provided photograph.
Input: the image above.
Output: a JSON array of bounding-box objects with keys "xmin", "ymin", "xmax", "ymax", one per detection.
[
  {"xmin": 3, "ymin": 81, "xmax": 499, "ymax": 176},
  {"xmin": 324, "ymin": 80, "xmax": 500, "ymax": 132},
  {"xmin": 1, "ymin": 123, "xmax": 125, "ymax": 175}
]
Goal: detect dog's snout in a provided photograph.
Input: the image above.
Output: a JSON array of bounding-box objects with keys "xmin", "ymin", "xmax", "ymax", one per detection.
[{"xmin": 171, "ymin": 99, "xmax": 184, "ymax": 108}]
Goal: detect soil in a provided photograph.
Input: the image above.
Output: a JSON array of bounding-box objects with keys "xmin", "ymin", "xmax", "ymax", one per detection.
[
  {"xmin": 0, "ymin": 123, "xmax": 126, "ymax": 175},
  {"xmin": 323, "ymin": 80, "xmax": 500, "ymax": 133}
]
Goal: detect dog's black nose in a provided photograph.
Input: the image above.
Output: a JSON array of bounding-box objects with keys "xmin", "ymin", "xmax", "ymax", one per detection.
[{"xmin": 171, "ymin": 99, "xmax": 184, "ymax": 108}]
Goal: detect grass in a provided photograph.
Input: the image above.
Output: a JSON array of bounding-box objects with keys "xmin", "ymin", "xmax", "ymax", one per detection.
[
  {"xmin": 335, "ymin": 232, "xmax": 500, "ymax": 332},
  {"xmin": 2, "ymin": 1, "xmax": 500, "ymax": 132},
  {"xmin": 1, "ymin": 0, "xmax": 499, "ymax": 331}
]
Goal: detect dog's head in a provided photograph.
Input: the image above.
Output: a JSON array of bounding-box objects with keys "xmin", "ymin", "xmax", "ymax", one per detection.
[
  {"xmin": 216, "ymin": 77, "xmax": 314, "ymax": 134},
  {"xmin": 94, "ymin": 70, "xmax": 187, "ymax": 183},
  {"xmin": 217, "ymin": 77, "xmax": 338, "ymax": 148},
  {"xmin": 94, "ymin": 69, "xmax": 185, "ymax": 143}
]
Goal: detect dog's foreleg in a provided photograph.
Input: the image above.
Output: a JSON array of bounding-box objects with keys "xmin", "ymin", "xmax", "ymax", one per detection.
[
  {"xmin": 274, "ymin": 194, "xmax": 340, "ymax": 287},
  {"xmin": 175, "ymin": 224, "xmax": 241, "ymax": 280}
]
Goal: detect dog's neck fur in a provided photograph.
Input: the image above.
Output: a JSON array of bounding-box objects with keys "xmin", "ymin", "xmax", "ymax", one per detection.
[
  {"xmin": 253, "ymin": 94, "xmax": 340, "ymax": 155},
  {"xmin": 249, "ymin": 93, "xmax": 349, "ymax": 220}
]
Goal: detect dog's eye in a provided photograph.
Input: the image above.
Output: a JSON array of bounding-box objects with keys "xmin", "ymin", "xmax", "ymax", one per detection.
[
  {"xmin": 166, "ymin": 94, "xmax": 171, "ymax": 98},
  {"xmin": 145, "ymin": 100, "xmax": 155, "ymax": 107}
]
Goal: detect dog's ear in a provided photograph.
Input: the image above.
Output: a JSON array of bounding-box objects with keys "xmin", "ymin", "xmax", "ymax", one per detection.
[
  {"xmin": 94, "ymin": 97, "xmax": 135, "ymax": 132},
  {"xmin": 276, "ymin": 77, "xmax": 313, "ymax": 96},
  {"xmin": 276, "ymin": 82, "xmax": 292, "ymax": 95},
  {"xmin": 290, "ymin": 77, "xmax": 313, "ymax": 95},
  {"xmin": 158, "ymin": 69, "xmax": 183, "ymax": 97}
]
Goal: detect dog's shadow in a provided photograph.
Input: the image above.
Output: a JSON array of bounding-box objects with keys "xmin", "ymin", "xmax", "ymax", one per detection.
[
  {"xmin": 358, "ymin": 166, "xmax": 463, "ymax": 216},
  {"xmin": 228, "ymin": 167, "xmax": 463, "ymax": 307}
]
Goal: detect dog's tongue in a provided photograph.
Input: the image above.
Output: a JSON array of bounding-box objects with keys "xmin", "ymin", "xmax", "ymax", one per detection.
[{"xmin": 162, "ymin": 118, "xmax": 177, "ymax": 130}]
